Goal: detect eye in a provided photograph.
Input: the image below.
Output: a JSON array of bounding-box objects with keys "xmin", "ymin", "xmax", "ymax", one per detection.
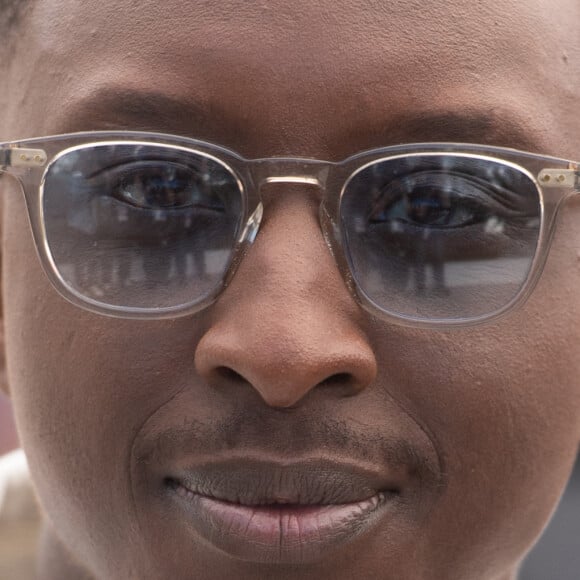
[
  {"xmin": 402, "ymin": 186, "xmax": 463, "ymax": 227},
  {"xmin": 369, "ymin": 171, "xmax": 516, "ymax": 230},
  {"xmin": 111, "ymin": 161, "xmax": 224, "ymax": 211}
]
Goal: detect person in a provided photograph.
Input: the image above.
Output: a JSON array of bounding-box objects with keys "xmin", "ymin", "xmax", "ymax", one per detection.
[{"xmin": 0, "ymin": 1, "xmax": 579, "ymax": 579}]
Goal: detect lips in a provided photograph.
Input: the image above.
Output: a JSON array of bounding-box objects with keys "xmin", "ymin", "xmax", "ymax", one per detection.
[
  {"xmin": 166, "ymin": 457, "xmax": 400, "ymax": 505},
  {"xmin": 163, "ymin": 457, "xmax": 402, "ymax": 563}
]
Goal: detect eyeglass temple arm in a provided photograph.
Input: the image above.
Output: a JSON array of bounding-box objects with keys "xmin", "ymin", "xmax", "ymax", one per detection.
[
  {"xmin": 538, "ymin": 168, "xmax": 580, "ymax": 189},
  {"xmin": 0, "ymin": 146, "xmax": 48, "ymax": 170}
]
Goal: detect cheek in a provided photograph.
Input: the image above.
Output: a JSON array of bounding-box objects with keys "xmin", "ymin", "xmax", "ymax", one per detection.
[
  {"xmin": 368, "ymin": 206, "xmax": 580, "ymax": 571},
  {"xmin": 1, "ymin": 191, "xmax": 208, "ymax": 575}
]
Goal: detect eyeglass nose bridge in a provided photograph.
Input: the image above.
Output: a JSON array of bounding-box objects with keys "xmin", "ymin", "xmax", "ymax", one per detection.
[
  {"xmin": 232, "ymin": 158, "xmax": 338, "ymax": 276},
  {"xmin": 226, "ymin": 158, "xmax": 334, "ymax": 292},
  {"xmin": 249, "ymin": 157, "xmax": 332, "ymax": 190},
  {"xmin": 245, "ymin": 157, "xmax": 339, "ymax": 246}
]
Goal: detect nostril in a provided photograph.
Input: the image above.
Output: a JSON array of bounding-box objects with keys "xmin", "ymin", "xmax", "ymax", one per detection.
[
  {"xmin": 319, "ymin": 372, "xmax": 353, "ymax": 387},
  {"xmin": 327, "ymin": 373, "xmax": 352, "ymax": 385},
  {"xmin": 317, "ymin": 372, "xmax": 360, "ymax": 397},
  {"xmin": 217, "ymin": 368, "xmax": 359, "ymax": 398},
  {"xmin": 217, "ymin": 366, "xmax": 246, "ymax": 383}
]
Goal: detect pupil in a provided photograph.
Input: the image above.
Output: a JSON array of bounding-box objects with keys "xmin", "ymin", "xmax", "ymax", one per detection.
[
  {"xmin": 122, "ymin": 166, "xmax": 194, "ymax": 208},
  {"xmin": 409, "ymin": 192, "xmax": 449, "ymax": 225}
]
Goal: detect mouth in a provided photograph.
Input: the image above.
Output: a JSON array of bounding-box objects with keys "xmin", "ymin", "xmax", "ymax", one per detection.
[{"xmin": 163, "ymin": 458, "xmax": 402, "ymax": 564}]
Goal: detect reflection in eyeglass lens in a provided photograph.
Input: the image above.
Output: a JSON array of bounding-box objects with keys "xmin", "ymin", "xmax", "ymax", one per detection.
[
  {"xmin": 342, "ymin": 155, "xmax": 541, "ymax": 320},
  {"xmin": 41, "ymin": 144, "xmax": 244, "ymax": 310}
]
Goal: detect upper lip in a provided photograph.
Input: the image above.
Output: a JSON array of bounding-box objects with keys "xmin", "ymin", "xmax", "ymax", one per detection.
[{"xmin": 168, "ymin": 457, "xmax": 402, "ymax": 506}]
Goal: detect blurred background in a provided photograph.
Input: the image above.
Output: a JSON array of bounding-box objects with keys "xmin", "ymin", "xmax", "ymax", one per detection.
[{"xmin": 0, "ymin": 391, "xmax": 578, "ymax": 577}]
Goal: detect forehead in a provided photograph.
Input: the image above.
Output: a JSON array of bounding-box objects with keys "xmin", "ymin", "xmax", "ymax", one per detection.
[{"xmin": 12, "ymin": 0, "xmax": 580, "ymax": 157}]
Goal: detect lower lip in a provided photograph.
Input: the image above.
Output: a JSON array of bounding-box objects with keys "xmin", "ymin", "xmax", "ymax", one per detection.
[{"xmin": 169, "ymin": 482, "xmax": 392, "ymax": 564}]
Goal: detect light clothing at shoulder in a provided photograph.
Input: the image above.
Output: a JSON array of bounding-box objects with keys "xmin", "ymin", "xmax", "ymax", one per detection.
[{"xmin": 0, "ymin": 449, "xmax": 41, "ymax": 580}]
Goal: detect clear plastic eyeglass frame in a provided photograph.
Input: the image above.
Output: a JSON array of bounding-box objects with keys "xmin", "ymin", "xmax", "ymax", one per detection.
[{"xmin": 0, "ymin": 130, "xmax": 579, "ymax": 328}]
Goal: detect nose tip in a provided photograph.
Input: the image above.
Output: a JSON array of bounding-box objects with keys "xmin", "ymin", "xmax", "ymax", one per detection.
[{"xmin": 195, "ymin": 323, "xmax": 377, "ymax": 408}]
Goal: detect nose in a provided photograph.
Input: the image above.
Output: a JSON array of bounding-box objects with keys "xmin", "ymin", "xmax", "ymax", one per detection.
[{"xmin": 194, "ymin": 192, "xmax": 377, "ymax": 409}]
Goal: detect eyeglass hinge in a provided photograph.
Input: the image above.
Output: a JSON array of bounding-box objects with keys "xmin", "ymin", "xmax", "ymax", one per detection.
[
  {"xmin": 2, "ymin": 147, "xmax": 48, "ymax": 168},
  {"xmin": 538, "ymin": 168, "xmax": 579, "ymax": 188}
]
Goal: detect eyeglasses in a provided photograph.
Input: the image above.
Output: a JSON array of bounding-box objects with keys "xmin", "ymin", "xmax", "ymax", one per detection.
[{"xmin": 0, "ymin": 131, "xmax": 578, "ymax": 327}]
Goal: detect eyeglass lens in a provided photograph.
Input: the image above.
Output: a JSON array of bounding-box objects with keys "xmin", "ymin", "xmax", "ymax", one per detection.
[
  {"xmin": 341, "ymin": 154, "xmax": 542, "ymax": 321},
  {"xmin": 42, "ymin": 143, "xmax": 244, "ymax": 309}
]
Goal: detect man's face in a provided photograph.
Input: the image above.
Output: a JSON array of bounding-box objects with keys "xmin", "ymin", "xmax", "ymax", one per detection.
[{"xmin": 2, "ymin": 1, "xmax": 580, "ymax": 579}]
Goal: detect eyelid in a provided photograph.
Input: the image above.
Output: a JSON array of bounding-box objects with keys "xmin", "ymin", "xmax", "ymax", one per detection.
[
  {"xmin": 450, "ymin": 173, "xmax": 538, "ymax": 216},
  {"xmin": 373, "ymin": 172, "xmax": 536, "ymax": 221},
  {"xmin": 82, "ymin": 157, "xmax": 199, "ymax": 183}
]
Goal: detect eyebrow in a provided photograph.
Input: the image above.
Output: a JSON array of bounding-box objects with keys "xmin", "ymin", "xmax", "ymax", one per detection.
[
  {"xmin": 375, "ymin": 110, "xmax": 548, "ymax": 154},
  {"xmin": 59, "ymin": 87, "xmax": 548, "ymax": 158},
  {"xmin": 62, "ymin": 87, "xmax": 215, "ymax": 134}
]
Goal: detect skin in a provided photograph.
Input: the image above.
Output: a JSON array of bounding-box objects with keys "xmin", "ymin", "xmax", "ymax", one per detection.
[
  {"xmin": 0, "ymin": 395, "xmax": 18, "ymax": 454},
  {"xmin": 1, "ymin": 0, "xmax": 580, "ymax": 578}
]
